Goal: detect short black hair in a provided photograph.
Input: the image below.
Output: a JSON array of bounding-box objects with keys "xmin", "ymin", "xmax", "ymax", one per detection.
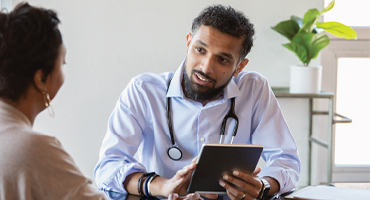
[
  {"xmin": 191, "ymin": 5, "xmax": 255, "ymax": 61},
  {"xmin": 0, "ymin": 2, "xmax": 62, "ymax": 102}
]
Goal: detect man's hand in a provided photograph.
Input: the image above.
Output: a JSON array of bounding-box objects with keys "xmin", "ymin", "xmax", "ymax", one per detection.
[
  {"xmin": 161, "ymin": 162, "xmax": 197, "ymax": 196},
  {"xmin": 155, "ymin": 156, "xmax": 199, "ymax": 197},
  {"xmin": 158, "ymin": 156, "xmax": 218, "ymax": 200},
  {"xmin": 168, "ymin": 193, "xmax": 203, "ymax": 200},
  {"xmin": 218, "ymin": 167, "xmax": 263, "ymax": 200},
  {"xmin": 126, "ymin": 156, "xmax": 218, "ymax": 199}
]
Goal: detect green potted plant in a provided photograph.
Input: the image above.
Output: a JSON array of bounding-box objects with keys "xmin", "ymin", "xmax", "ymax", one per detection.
[{"xmin": 271, "ymin": 0, "xmax": 357, "ymax": 93}]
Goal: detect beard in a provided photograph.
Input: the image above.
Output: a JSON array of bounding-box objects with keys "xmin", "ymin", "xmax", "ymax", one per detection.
[{"xmin": 182, "ymin": 67, "xmax": 235, "ymax": 103}]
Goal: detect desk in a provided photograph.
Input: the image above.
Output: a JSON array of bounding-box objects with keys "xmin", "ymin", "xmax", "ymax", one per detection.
[
  {"xmin": 102, "ymin": 187, "xmax": 370, "ymax": 200},
  {"xmin": 102, "ymin": 190, "xmax": 284, "ymax": 200},
  {"xmin": 272, "ymin": 87, "xmax": 351, "ymax": 185},
  {"xmin": 283, "ymin": 185, "xmax": 370, "ymax": 200}
]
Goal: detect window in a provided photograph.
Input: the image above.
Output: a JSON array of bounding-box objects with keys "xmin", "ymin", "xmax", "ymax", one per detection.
[
  {"xmin": 324, "ymin": 0, "xmax": 370, "ymax": 27},
  {"xmin": 335, "ymin": 58, "xmax": 370, "ymax": 166},
  {"xmin": 321, "ymin": 0, "xmax": 370, "ymax": 182}
]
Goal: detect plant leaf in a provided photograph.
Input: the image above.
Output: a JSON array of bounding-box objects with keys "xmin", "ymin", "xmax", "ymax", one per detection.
[
  {"xmin": 283, "ymin": 42, "xmax": 308, "ymax": 65},
  {"xmin": 292, "ymin": 32, "xmax": 314, "ymax": 53},
  {"xmin": 299, "ymin": 9, "xmax": 320, "ymax": 33},
  {"xmin": 271, "ymin": 20, "xmax": 300, "ymax": 40},
  {"xmin": 293, "ymin": 15, "xmax": 321, "ymax": 33},
  {"xmin": 308, "ymin": 33, "xmax": 330, "ymax": 61},
  {"xmin": 316, "ymin": 22, "xmax": 357, "ymax": 39},
  {"xmin": 320, "ymin": 0, "xmax": 335, "ymax": 15},
  {"xmin": 303, "ymin": 8, "xmax": 319, "ymax": 25},
  {"xmin": 300, "ymin": 16, "xmax": 318, "ymax": 34},
  {"xmin": 291, "ymin": 16, "xmax": 303, "ymax": 28}
]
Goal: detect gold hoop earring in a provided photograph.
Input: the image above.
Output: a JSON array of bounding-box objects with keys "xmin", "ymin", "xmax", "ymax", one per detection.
[{"xmin": 42, "ymin": 91, "xmax": 55, "ymax": 118}]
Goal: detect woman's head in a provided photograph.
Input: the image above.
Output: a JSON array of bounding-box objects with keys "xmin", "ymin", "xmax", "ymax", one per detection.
[{"xmin": 0, "ymin": 2, "xmax": 63, "ymax": 102}]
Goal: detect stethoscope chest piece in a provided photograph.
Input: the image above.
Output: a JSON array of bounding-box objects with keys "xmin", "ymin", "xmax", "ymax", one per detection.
[
  {"xmin": 165, "ymin": 78, "xmax": 238, "ymax": 161},
  {"xmin": 167, "ymin": 146, "xmax": 182, "ymax": 160}
]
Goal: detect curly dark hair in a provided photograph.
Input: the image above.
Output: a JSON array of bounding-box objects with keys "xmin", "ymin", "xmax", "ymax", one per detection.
[
  {"xmin": 191, "ymin": 5, "xmax": 255, "ymax": 61},
  {"xmin": 0, "ymin": 2, "xmax": 62, "ymax": 102}
]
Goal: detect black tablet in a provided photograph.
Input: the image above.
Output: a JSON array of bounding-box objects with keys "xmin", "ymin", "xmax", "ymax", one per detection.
[{"xmin": 187, "ymin": 143, "xmax": 263, "ymax": 194}]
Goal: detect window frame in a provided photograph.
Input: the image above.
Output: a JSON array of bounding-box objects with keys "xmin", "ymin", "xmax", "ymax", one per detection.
[{"xmin": 321, "ymin": 27, "xmax": 370, "ymax": 182}]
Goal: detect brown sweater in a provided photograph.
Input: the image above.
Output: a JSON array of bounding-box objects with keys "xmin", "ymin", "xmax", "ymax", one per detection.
[{"xmin": 0, "ymin": 101, "xmax": 108, "ymax": 200}]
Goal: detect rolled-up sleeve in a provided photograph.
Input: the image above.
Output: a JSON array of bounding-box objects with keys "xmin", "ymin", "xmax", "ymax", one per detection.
[{"xmin": 93, "ymin": 78, "xmax": 149, "ymax": 193}]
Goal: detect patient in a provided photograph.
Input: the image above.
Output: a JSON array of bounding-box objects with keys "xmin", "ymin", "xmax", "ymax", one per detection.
[{"xmin": 0, "ymin": 2, "xmax": 107, "ymax": 199}]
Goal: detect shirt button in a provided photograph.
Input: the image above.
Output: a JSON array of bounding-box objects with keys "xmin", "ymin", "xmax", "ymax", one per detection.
[{"xmin": 200, "ymin": 137, "xmax": 205, "ymax": 142}]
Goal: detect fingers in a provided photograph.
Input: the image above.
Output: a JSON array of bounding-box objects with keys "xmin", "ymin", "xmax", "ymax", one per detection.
[
  {"xmin": 200, "ymin": 193, "xmax": 218, "ymax": 199},
  {"xmin": 168, "ymin": 164, "xmax": 197, "ymax": 195},
  {"xmin": 219, "ymin": 171, "xmax": 262, "ymax": 200},
  {"xmin": 233, "ymin": 171, "xmax": 262, "ymax": 198},
  {"xmin": 226, "ymin": 190, "xmax": 247, "ymax": 200},
  {"xmin": 232, "ymin": 171, "xmax": 262, "ymax": 190},
  {"xmin": 175, "ymin": 163, "xmax": 196, "ymax": 177},
  {"xmin": 167, "ymin": 160, "xmax": 199, "ymax": 196},
  {"xmin": 219, "ymin": 178, "xmax": 253, "ymax": 200},
  {"xmin": 169, "ymin": 193, "xmax": 180, "ymax": 200},
  {"xmin": 185, "ymin": 193, "xmax": 203, "ymax": 200},
  {"xmin": 169, "ymin": 193, "xmax": 204, "ymax": 200},
  {"xmin": 252, "ymin": 167, "xmax": 261, "ymax": 177},
  {"xmin": 191, "ymin": 155, "xmax": 199, "ymax": 164}
]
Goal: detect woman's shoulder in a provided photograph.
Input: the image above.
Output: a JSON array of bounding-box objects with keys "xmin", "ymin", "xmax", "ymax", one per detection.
[
  {"xmin": 3, "ymin": 129, "xmax": 83, "ymax": 179},
  {"xmin": 0, "ymin": 129, "xmax": 107, "ymax": 199},
  {"xmin": 19, "ymin": 130, "xmax": 61, "ymax": 149},
  {"xmin": 0, "ymin": 129, "xmax": 64, "ymax": 173},
  {"xmin": 4, "ymin": 130, "xmax": 63, "ymax": 162}
]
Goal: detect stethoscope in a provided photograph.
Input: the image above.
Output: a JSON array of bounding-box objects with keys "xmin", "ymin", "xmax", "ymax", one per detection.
[{"xmin": 166, "ymin": 79, "xmax": 239, "ymax": 161}]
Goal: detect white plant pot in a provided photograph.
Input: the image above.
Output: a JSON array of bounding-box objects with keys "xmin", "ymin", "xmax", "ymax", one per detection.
[{"xmin": 289, "ymin": 65, "xmax": 322, "ymax": 93}]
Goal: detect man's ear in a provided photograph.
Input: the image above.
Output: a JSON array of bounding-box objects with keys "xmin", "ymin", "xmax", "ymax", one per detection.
[
  {"xmin": 186, "ymin": 32, "xmax": 192, "ymax": 53},
  {"xmin": 33, "ymin": 69, "xmax": 47, "ymax": 92},
  {"xmin": 234, "ymin": 58, "xmax": 249, "ymax": 76}
]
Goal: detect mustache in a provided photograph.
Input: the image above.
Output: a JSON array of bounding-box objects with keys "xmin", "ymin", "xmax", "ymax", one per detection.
[{"xmin": 192, "ymin": 69, "xmax": 216, "ymax": 83}]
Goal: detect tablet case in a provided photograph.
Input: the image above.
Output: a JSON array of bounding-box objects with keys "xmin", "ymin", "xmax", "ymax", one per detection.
[{"xmin": 187, "ymin": 143, "xmax": 263, "ymax": 194}]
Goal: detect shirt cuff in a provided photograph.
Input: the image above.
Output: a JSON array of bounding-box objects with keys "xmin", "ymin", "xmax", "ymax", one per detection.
[
  {"xmin": 101, "ymin": 162, "xmax": 146, "ymax": 194},
  {"xmin": 258, "ymin": 166, "xmax": 299, "ymax": 195}
]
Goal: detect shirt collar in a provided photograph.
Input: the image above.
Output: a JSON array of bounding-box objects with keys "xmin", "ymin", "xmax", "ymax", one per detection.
[
  {"xmin": 0, "ymin": 100, "xmax": 32, "ymax": 128},
  {"xmin": 166, "ymin": 60, "xmax": 185, "ymax": 99},
  {"xmin": 166, "ymin": 60, "xmax": 242, "ymax": 101}
]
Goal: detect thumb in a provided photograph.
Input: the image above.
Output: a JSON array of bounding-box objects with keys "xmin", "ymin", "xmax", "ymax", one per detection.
[
  {"xmin": 191, "ymin": 155, "xmax": 199, "ymax": 164},
  {"xmin": 252, "ymin": 167, "xmax": 261, "ymax": 177},
  {"xmin": 168, "ymin": 193, "xmax": 179, "ymax": 200}
]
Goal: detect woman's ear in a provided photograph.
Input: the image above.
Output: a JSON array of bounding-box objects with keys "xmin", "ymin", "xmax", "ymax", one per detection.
[{"xmin": 33, "ymin": 69, "xmax": 47, "ymax": 92}]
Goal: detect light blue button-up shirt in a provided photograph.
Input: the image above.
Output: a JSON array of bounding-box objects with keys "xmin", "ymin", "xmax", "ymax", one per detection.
[{"xmin": 94, "ymin": 61, "xmax": 300, "ymax": 196}]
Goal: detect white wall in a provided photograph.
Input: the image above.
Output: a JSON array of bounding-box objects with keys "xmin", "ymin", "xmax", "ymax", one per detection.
[
  {"xmin": 12, "ymin": 0, "xmax": 324, "ymax": 187},
  {"xmin": 1, "ymin": 0, "xmax": 12, "ymax": 11}
]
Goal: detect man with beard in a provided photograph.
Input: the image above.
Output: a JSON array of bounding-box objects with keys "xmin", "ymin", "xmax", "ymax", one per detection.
[{"xmin": 94, "ymin": 5, "xmax": 300, "ymax": 200}]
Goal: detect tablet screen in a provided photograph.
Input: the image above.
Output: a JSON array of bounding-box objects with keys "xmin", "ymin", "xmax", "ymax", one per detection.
[{"xmin": 187, "ymin": 143, "xmax": 263, "ymax": 194}]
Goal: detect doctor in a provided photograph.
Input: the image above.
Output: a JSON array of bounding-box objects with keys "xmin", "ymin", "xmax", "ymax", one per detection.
[{"xmin": 94, "ymin": 5, "xmax": 300, "ymax": 200}]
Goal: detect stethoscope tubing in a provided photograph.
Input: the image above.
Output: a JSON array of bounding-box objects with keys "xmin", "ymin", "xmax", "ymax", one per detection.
[{"xmin": 166, "ymin": 78, "xmax": 239, "ymax": 160}]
